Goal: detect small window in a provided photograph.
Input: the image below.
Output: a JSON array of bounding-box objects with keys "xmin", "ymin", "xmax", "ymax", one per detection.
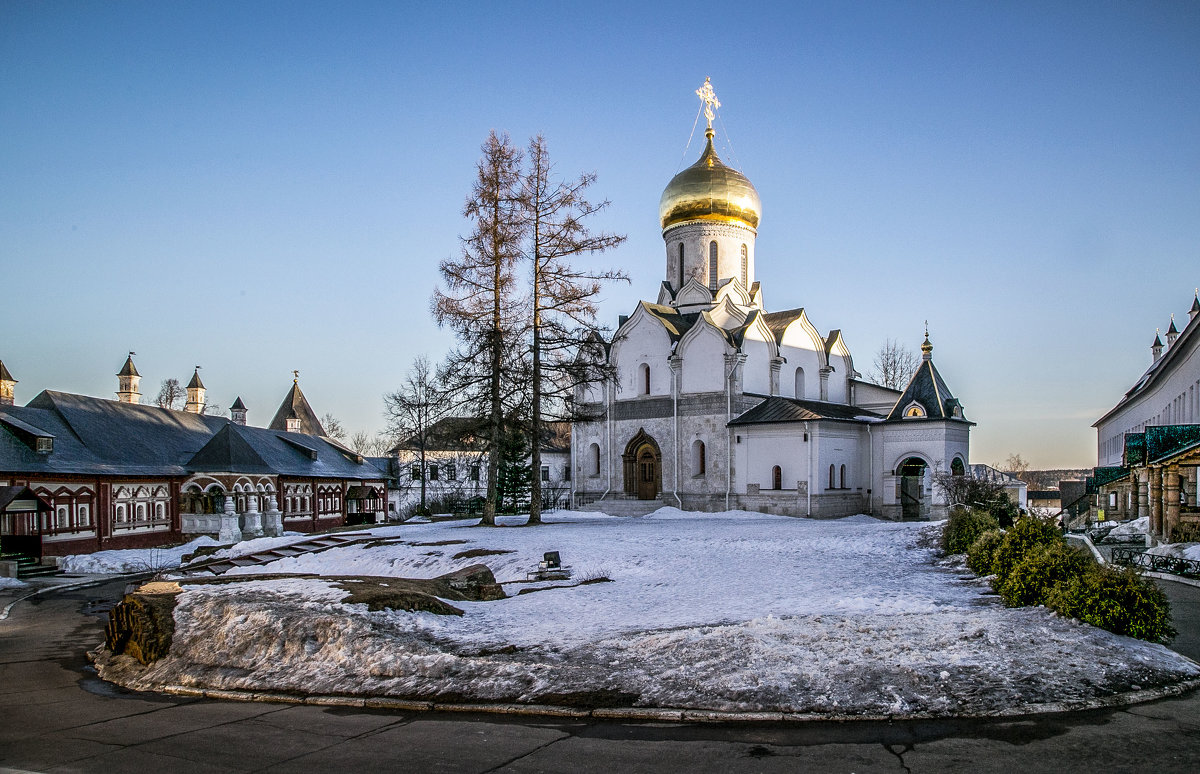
[
  {"xmin": 589, "ymin": 443, "xmax": 601, "ymax": 476},
  {"xmin": 708, "ymin": 241, "xmax": 718, "ymax": 289},
  {"xmin": 639, "ymin": 363, "xmax": 651, "ymax": 395},
  {"xmin": 1108, "ymin": 492, "xmax": 1117, "ymax": 508},
  {"xmin": 829, "ymin": 464, "xmax": 836, "ymax": 490},
  {"xmin": 677, "ymin": 242, "xmax": 684, "ymax": 289},
  {"xmin": 740, "ymin": 243, "xmax": 747, "ymax": 287},
  {"xmin": 795, "ymin": 367, "xmax": 805, "ymax": 399},
  {"xmin": 78, "ymin": 504, "xmax": 90, "ymax": 525},
  {"xmin": 950, "ymin": 458, "xmax": 965, "ymax": 477},
  {"xmin": 411, "ymin": 464, "xmax": 422, "ymax": 480},
  {"xmin": 36, "ymin": 437, "xmax": 53, "ymax": 454},
  {"xmin": 692, "ymin": 440, "xmax": 706, "ymax": 476},
  {"xmin": 840, "ymin": 464, "xmax": 846, "ymax": 489},
  {"xmin": 541, "ymin": 466, "xmax": 550, "ymax": 482},
  {"xmin": 429, "ymin": 464, "xmax": 439, "ymax": 481},
  {"xmin": 563, "ymin": 465, "xmax": 571, "ymax": 481},
  {"xmin": 904, "ymin": 402, "xmax": 926, "ymax": 418},
  {"xmin": 772, "ymin": 465, "xmax": 782, "ymax": 490},
  {"xmin": 446, "ymin": 464, "xmax": 456, "ymax": 481},
  {"xmin": 470, "ymin": 465, "xmax": 481, "ymax": 482}
]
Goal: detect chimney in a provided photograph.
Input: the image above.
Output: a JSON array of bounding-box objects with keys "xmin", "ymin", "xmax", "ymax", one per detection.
[
  {"xmin": 184, "ymin": 367, "xmax": 206, "ymax": 414},
  {"xmin": 0, "ymin": 360, "xmax": 16, "ymax": 406},
  {"xmin": 1151, "ymin": 330, "xmax": 1163, "ymax": 362},
  {"xmin": 117, "ymin": 353, "xmax": 141, "ymax": 404},
  {"xmin": 230, "ymin": 396, "xmax": 247, "ymax": 426}
]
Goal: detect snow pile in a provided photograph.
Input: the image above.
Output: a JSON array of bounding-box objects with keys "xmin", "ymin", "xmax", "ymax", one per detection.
[
  {"xmin": 1106, "ymin": 516, "xmax": 1149, "ymax": 540},
  {"xmin": 60, "ymin": 536, "xmax": 220, "ymax": 574},
  {"xmin": 102, "ymin": 510, "xmax": 1200, "ymax": 716},
  {"xmin": 1147, "ymin": 542, "xmax": 1200, "ymax": 562},
  {"xmin": 0, "ymin": 576, "xmax": 27, "ymax": 589}
]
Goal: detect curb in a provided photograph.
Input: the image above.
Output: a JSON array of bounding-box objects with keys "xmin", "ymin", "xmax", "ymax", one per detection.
[
  {"xmin": 155, "ymin": 677, "xmax": 1200, "ymax": 724},
  {"xmin": 0, "ymin": 573, "xmax": 149, "ymax": 621},
  {"xmin": 1144, "ymin": 571, "xmax": 1200, "ymax": 589}
]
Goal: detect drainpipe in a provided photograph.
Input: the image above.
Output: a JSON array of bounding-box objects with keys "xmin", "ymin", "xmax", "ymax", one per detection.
[
  {"xmin": 725, "ymin": 354, "xmax": 744, "ymax": 510},
  {"xmin": 672, "ymin": 356, "xmax": 682, "ymax": 508},
  {"xmin": 866, "ymin": 423, "xmax": 873, "ymax": 516},
  {"xmin": 805, "ymin": 421, "xmax": 813, "ymax": 517},
  {"xmin": 601, "ymin": 378, "xmax": 612, "ymax": 501}
]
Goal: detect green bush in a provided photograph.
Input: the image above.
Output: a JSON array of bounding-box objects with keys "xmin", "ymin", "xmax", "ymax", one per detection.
[
  {"xmin": 996, "ymin": 541, "xmax": 1089, "ymax": 607},
  {"xmin": 966, "ymin": 528, "xmax": 1004, "ymax": 576},
  {"xmin": 942, "ymin": 507, "xmax": 999, "ymax": 555},
  {"xmin": 991, "ymin": 515, "xmax": 1062, "ymax": 583},
  {"xmin": 1046, "ymin": 565, "xmax": 1175, "ymax": 643}
]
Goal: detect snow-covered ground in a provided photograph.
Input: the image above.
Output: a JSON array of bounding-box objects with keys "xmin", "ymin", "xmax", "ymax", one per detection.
[
  {"xmin": 1105, "ymin": 516, "xmax": 1149, "ymax": 540},
  {"xmin": 59, "ymin": 536, "xmax": 219, "ymax": 574},
  {"xmin": 0, "ymin": 576, "xmax": 27, "ymax": 589},
  {"xmin": 1147, "ymin": 541, "xmax": 1200, "ymax": 562},
  {"xmin": 98, "ymin": 509, "xmax": 1200, "ymax": 717}
]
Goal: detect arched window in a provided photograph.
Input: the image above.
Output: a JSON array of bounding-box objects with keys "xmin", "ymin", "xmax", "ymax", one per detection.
[
  {"xmin": 740, "ymin": 243, "xmax": 748, "ymax": 287},
  {"xmin": 589, "ymin": 443, "xmax": 601, "ymax": 475},
  {"xmin": 639, "ymin": 363, "xmax": 651, "ymax": 395},
  {"xmin": 78, "ymin": 504, "xmax": 90, "ymax": 526},
  {"xmin": 950, "ymin": 458, "xmax": 965, "ymax": 477},
  {"xmin": 708, "ymin": 241, "xmax": 718, "ymax": 289},
  {"xmin": 692, "ymin": 440, "xmax": 706, "ymax": 476},
  {"xmin": 829, "ymin": 464, "xmax": 836, "ymax": 490},
  {"xmin": 794, "ymin": 367, "xmax": 805, "ymax": 399},
  {"xmin": 772, "ymin": 465, "xmax": 782, "ymax": 490},
  {"xmin": 56, "ymin": 506, "xmax": 68, "ymax": 529},
  {"xmin": 840, "ymin": 464, "xmax": 846, "ymax": 489},
  {"xmin": 677, "ymin": 242, "xmax": 684, "ymax": 289}
]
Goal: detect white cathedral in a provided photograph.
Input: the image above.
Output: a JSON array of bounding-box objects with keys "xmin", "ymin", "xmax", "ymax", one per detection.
[{"xmin": 571, "ymin": 81, "xmax": 972, "ymax": 520}]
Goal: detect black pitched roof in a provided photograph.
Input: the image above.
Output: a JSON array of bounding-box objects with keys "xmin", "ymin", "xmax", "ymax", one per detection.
[
  {"xmin": 0, "ymin": 361, "xmax": 15, "ymax": 383},
  {"xmin": 729, "ymin": 396, "xmax": 884, "ymax": 425},
  {"xmin": 0, "ymin": 390, "xmax": 384, "ymax": 482},
  {"xmin": 187, "ymin": 369, "xmax": 205, "ymax": 389},
  {"xmin": 885, "ymin": 358, "xmax": 970, "ymax": 422},
  {"xmin": 118, "ymin": 356, "xmax": 139, "ymax": 378},
  {"xmin": 268, "ymin": 382, "xmax": 325, "ymax": 436},
  {"xmin": 230, "ymin": 396, "xmax": 247, "ymax": 411},
  {"xmin": 639, "ymin": 302, "xmax": 700, "ymax": 342},
  {"xmin": 1096, "ymin": 304, "xmax": 1200, "ymax": 426}
]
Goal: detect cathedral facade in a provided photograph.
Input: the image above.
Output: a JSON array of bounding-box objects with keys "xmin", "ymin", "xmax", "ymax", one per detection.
[{"xmin": 570, "ymin": 84, "xmax": 972, "ymax": 519}]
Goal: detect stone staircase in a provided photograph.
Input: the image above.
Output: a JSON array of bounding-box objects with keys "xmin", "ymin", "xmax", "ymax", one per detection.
[
  {"xmin": 573, "ymin": 496, "xmax": 669, "ymax": 517},
  {"xmin": 177, "ymin": 532, "xmax": 373, "ymax": 576},
  {"xmin": 0, "ymin": 552, "xmax": 62, "ymax": 579}
]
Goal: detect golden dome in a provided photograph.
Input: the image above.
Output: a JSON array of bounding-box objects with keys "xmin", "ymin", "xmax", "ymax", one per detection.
[{"xmin": 659, "ymin": 129, "xmax": 761, "ymax": 231}]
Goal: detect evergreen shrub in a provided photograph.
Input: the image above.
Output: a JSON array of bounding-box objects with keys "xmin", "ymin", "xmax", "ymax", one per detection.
[
  {"xmin": 966, "ymin": 528, "xmax": 1004, "ymax": 576},
  {"xmin": 942, "ymin": 507, "xmax": 999, "ymax": 555},
  {"xmin": 990, "ymin": 515, "xmax": 1062, "ymax": 583},
  {"xmin": 997, "ymin": 541, "xmax": 1089, "ymax": 607},
  {"xmin": 1046, "ymin": 565, "xmax": 1175, "ymax": 643}
]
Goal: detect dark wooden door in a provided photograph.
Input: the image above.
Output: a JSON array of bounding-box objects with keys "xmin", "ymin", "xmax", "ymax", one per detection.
[
  {"xmin": 637, "ymin": 447, "xmax": 659, "ymax": 500},
  {"xmin": 901, "ymin": 477, "xmax": 922, "ymax": 520}
]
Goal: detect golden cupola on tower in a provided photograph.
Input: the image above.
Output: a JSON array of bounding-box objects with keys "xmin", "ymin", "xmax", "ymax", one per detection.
[{"xmin": 658, "ymin": 127, "xmax": 761, "ymax": 232}]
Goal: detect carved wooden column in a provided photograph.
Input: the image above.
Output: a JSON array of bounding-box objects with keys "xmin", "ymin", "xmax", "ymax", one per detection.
[
  {"xmin": 1149, "ymin": 467, "xmax": 1163, "ymax": 540},
  {"xmin": 1165, "ymin": 466, "xmax": 1181, "ymax": 541}
]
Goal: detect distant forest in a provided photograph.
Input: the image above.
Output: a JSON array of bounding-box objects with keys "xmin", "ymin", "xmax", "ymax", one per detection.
[{"xmin": 1022, "ymin": 470, "xmax": 1091, "ymax": 491}]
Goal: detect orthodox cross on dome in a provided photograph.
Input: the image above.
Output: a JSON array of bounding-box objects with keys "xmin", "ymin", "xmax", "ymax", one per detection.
[{"xmin": 696, "ymin": 77, "xmax": 720, "ymax": 131}]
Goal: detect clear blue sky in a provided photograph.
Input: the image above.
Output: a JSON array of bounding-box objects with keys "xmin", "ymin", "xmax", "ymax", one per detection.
[{"xmin": 2, "ymin": 1, "xmax": 1198, "ymax": 468}]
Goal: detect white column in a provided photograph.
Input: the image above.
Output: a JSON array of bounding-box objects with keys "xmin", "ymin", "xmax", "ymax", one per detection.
[
  {"xmin": 262, "ymin": 494, "xmax": 283, "ymax": 537},
  {"xmin": 241, "ymin": 494, "xmax": 263, "ymax": 539},
  {"xmin": 218, "ymin": 494, "xmax": 241, "ymax": 544}
]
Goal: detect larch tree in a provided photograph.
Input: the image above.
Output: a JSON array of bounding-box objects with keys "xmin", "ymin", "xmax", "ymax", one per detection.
[
  {"xmin": 383, "ymin": 354, "xmax": 451, "ymax": 515},
  {"xmin": 432, "ymin": 131, "xmax": 527, "ymax": 527},
  {"xmin": 869, "ymin": 339, "xmax": 919, "ymax": 390},
  {"xmin": 522, "ymin": 134, "xmax": 628, "ymax": 524}
]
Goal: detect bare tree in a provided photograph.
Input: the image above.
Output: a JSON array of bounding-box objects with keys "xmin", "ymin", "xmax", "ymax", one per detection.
[
  {"xmin": 202, "ymin": 401, "xmax": 222, "ymax": 417},
  {"xmin": 1001, "ymin": 453, "xmax": 1032, "ymax": 483},
  {"xmin": 868, "ymin": 339, "xmax": 919, "ymax": 390},
  {"xmin": 321, "ymin": 412, "xmax": 346, "ymax": 441},
  {"xmin": 155, "ymin": 378, "xmax": 185, "ymax": 410},
  {"xmin": 348, "ymin": 430, "xmax": 372, "ymax": 455},
  {"xmin": 523, "ymin": 134, "xmax": 628, "ymax": 525},
  {"xmin": 432, "ymin": 131, "xmax": 527, "ymax": 526},
  {"xmin": 383, "ymin": 355, "xmax": 454, "ymax": 514}
]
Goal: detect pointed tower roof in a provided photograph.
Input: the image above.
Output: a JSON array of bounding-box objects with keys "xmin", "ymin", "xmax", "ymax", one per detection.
[
  {"xmin": 230, "ymin": 396, "xmax": 247, "ymax": 411},
  {"xmin": 886, "ymin": 334, "xmax": 969, "ymax": 422},
  {"xmin": 0, "ymin": 361, "xmax": 15, "ymax": 383},
  {"xmin": 267, "ymin": 377, "xmax": 325, "ymax": 436},
  {"xmin": 1152, "ymin": 331, "xmax": 1163, "ymax": 348},
  {"xmin": 1190, "ymin": 290, "xmax": 1200, "ymax": 317},
  {"xmin": 187, "ymin": 424, "xmax": 272, "ymax": 473},
  {"xmin": 118, "ymin": 355, "xmax": 139, "ymax": 378},
  {"xmin": 187, "ymin": 368, "xmax": 205, "ymax": 389}
]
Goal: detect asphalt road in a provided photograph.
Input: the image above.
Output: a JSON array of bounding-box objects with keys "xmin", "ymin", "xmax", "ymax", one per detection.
[{"xmin": 1, "ymin": 577, "xmax": 1198, "ymax": 773}]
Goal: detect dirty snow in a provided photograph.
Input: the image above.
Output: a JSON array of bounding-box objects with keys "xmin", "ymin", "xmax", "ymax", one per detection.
[
  {"xmin": 59, "ymin": 536, "xmax": 220, "ymax": 574},
  {"xmin": 0, "ymin": 576, "xmax": 27, "ymax": 589},
  {"xmin": 1147, "ymin": 541, "xmax": 1200, "ymax": 562},
  {"xmin": 1106, "ymin": 516, "xmax": 1149, "ymax": 540},
  {"xmin": 101, "ymin": 509, "xmax": 1200, "ymax": 717}
]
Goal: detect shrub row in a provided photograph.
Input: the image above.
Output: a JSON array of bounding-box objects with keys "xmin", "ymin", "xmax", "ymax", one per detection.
[
  {"xmin": 941, "ymin": 506, "xmax": 999, "ymax": 555},
  {"xmin": 953, "ymin": 511, "xmax": 1175, "ymax": 643}
]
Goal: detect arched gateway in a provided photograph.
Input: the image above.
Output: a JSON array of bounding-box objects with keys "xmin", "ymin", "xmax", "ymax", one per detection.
[
  {"xmin": 897, "ymin": 457, "xmax": 928, "ymax": 521},
  {"xmin": 623, "ymin": 429, "xmax": 661, "ymax": 500}
]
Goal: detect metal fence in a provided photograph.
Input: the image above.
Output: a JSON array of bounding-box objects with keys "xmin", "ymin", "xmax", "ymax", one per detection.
[{"xmin": 1110, "ymin": 547, "xmax": 1200, "ymax": 579}]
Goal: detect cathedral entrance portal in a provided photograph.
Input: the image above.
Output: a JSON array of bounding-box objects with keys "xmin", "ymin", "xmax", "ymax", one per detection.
[
  {"xmin": 622, "ymin": 429, "xmax": 661, "ymax": 500},
  {"xmin": 898, "ymin": 457, "xmax": 927, "ymax": 521}
]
